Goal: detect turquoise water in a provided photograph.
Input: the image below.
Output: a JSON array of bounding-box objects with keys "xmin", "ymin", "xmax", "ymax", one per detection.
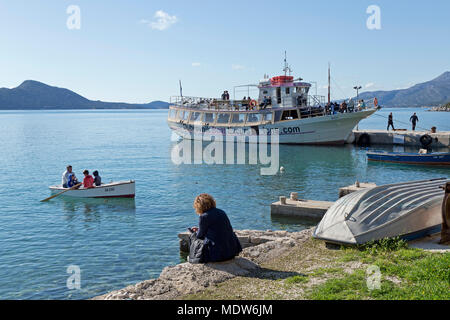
[{"xmin": 0, "ymin": 107, "xmax": 448, "ymax": 299}]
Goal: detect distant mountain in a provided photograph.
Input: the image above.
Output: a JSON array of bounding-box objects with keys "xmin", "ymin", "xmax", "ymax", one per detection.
[
  {"xmin": 0, "ymin": 80, "xmax": 169, "ymax": 110},
  {"xmin": 356, "ymin": 72, "xmax": 450, "ymax": 107}
]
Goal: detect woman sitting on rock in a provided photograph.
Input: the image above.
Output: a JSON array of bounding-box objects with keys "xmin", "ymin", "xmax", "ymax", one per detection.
[{"xmin": 189, "ymin": 194, "xmax": 242, "ymax": 263}]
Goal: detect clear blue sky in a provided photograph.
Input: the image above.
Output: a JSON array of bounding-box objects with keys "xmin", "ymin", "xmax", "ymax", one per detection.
[{"xmin": 1, "ymin": 0, "xmax": 449, "ymax": 103}]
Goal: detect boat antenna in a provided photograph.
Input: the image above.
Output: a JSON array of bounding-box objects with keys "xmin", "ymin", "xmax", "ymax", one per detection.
[
  {"xmin": 179, "ymin": 80, "xmax": 183, "ymax": 97},
  {"xmin": 327, "ymin": 62, "xmax": 331, "ymax": 104},
  {"xmin": 283, "ymin": 51, "xmax": 292, "ymax": 76}
]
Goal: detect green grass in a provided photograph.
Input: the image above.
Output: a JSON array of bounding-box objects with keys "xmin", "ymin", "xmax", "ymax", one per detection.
[
  {"xmin": 284, "ymin": 275, "xmax": 309, "ymax": 285},
  {"xmin": 309, "ymin": 238, "xmax": 450, "ymax": 300},
  {"xmin": 310, "ymin": 267, "xmax": 343, "ymax": 277}
]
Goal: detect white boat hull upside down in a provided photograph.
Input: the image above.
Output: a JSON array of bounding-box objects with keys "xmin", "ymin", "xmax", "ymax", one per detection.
[
  {"xmin": 49, "ymin": 181, "xmax": 135, "ymax": 198},
  {"xmin": 313, "ymin": 178, "xmax": 448, "ymax": 245},
  {"xmin": 169, "ymin": 109, "xmax": 376, "ymax": 145}
]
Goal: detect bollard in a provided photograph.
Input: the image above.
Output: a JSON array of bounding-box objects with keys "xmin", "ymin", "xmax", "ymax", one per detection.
[{"xmin": 280, "ymin": 196, "xmax": 287, "ymax": 205}]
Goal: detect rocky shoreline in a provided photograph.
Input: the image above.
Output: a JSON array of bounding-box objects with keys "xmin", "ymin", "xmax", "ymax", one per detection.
[{"xmin": 93, "ymin": 229, "xmax": 312, "ymax": 300}]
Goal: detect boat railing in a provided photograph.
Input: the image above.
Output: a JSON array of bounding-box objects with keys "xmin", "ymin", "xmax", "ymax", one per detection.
[
  {"xmin": 169, "ymin": 96, "xmax": 378, "ymax": 114},
  {"xmin": 170, "ymin": 96, "xmax": 273, "ymax": 111}
]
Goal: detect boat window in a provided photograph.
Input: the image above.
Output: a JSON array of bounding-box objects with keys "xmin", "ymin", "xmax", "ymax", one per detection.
[
  {"xmin": 274, "ymin": 111, "xmax": 283, "ymax": 122},
  {"xmin": 264, "ymin": 113, "xmax": 273, "ymax": 122},
  {"xmin": 169, "ymin": 109, "xmax": 177, "ymax": 119},
  {"xmin": 281, "ymin": 110, "xmax": 299, "ymax": 120},
  {"xmin": 286, "ymin": 87, "xmax": 290, "ymax": 94},
  {"xmin": 262, "ymin": 90, "xmax": 268, "ymax": 94},
  {"xmin": 182, "ymin": 111, "xmax": 190, "ymax": 121},
  {"xmin": 217, "ymin": 113, "xmax": 230, "ymax": 124},
  {"xmin": 231, "ymin": 113, "xmax": 246, "ymax": 123},
  {"xmin": 190, "ymin": 111, "xmax": 203, "ymax": 122},
  {"xmin": 246, "ymin": 113, "xmax": 262, "ymax": 124},
  {"xmin": 204, "ymin": 113, "xmax": 216, "ymax": 123},
  {"xmin": 176, "ymin": 110, "xmax": 184, "ymax": 120}
]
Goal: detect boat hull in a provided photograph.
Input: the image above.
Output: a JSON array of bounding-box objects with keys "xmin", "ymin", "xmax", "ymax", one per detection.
[
  {"xmin": 49, "ymin": 181, "xmax": 135, "ymax": 198},
  {"xmin": 313, "ymin": 178, "xmax": 448, "ymax": 245},
  {"xmin": 169, "ymin": 109, "xmax": 376, "ymax": 145},
  {"xmin": 368, "ymin": 151, "xmax": 450, "ymax": 166}
]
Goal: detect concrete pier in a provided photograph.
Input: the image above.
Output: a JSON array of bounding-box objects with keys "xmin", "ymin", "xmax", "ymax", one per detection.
[
  {"xmin": 350, "ymin": 130, "xmax": 450, "ymax": 147},
  {"xmin": 270, "ymin": 199, "xmax": 334, "ymax": 220},
  {"xmin": 271, "ymin": 183, "xmax": 376, "ymax": 219},
  {"xmin": 338, "ymin": 182, "xmax": 377, "ymax": 198}
]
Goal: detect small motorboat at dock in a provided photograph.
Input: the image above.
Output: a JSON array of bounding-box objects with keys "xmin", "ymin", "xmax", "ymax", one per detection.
[
  {"xmin": 48, "ymin": 180, "xmax": 135, "ymax": 198},
  {"xmin": 313, "ymin": 178, "xmax": 448, "ymax": 245},
  {"xmin": 367, "ymin": 150, "xmax": 450, "ymax": 166}
]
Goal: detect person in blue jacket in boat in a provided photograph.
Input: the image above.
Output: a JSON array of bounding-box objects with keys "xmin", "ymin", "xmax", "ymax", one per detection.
[
  {"xmin": 189, "ymin": 194, "xmax": 242, "ymax": 263},
  {"xmin": 62, "ymin": 165, "xmax": 79, "ymax": 188}
]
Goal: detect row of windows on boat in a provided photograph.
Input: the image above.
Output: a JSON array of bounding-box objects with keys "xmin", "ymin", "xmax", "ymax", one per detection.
[{"xmin": 168, "ymin": 108, "xmax": 323, "ymax": 124}]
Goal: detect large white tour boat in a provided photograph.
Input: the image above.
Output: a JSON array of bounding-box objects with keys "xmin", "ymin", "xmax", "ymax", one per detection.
[{"xmin": 167, "ymin": 62, "xmax": 378, "ymax": 145}]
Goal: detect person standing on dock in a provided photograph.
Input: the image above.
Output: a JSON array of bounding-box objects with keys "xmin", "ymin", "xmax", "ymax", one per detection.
[
  {"xmin": 387, "ymin": 112, "xmax": 395, "ymax": 131},
  {"xmin": 410, "ymin": 113, "xmax": 419, "ymax": 131}
]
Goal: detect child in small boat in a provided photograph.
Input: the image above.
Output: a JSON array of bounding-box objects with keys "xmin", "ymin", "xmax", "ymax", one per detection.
[
  {"xmin": 67, "ymin": 173, "xmax": 79, "ymax": 188},
  {"xmin": 93, "ymin": 170, "xmax": 102, "ymax": 186},
  {"xmin": 82, "ymin": 170, "xmax": 94, "ymax": 189}
]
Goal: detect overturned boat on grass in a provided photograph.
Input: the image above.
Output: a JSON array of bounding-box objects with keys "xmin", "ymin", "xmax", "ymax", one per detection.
[{"xmin": 313, "ymin": 178, "xmax": 448, "ymax": 245}]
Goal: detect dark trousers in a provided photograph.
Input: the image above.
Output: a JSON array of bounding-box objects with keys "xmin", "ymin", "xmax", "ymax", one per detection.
[
  {"xmin": 387, "ymin": 121, "xmax": 395, "ymax": 131},
  {"xmin": 412, "ymin": 123, "xmax": 416, "ymax": 131}
]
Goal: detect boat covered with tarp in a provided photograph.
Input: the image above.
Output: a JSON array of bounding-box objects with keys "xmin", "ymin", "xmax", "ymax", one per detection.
[{"xmin": 313, "ymin": 178, "xmax": 448, "ymax": 245}]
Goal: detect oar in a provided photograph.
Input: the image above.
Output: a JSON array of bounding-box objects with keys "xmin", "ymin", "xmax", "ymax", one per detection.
[{"xmin": 40, "ymin": 183, "xmax": 82, "ymax": 202}]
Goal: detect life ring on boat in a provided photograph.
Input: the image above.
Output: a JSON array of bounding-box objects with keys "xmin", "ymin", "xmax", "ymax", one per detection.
[
  {"xmin": 357, "ymin": 133, "xmax": 371, "ymax": 146},
  {"xmin": 419, "ymin": 134, "xmax": 433, "ymax": 147},
  {"xmin": 249, "ymin": 100, "xmax": 257, "ymax": 108}
]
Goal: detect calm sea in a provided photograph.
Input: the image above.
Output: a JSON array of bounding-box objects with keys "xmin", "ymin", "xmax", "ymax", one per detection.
[{"xmin": 0, "ymin": 107, "xmax": 448, "ymax": 299}]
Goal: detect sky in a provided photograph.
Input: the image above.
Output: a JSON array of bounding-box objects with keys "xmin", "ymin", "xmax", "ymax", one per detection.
[{"xmin": 0, "ymin": 0, "xmax": 449, "ymax": 103}]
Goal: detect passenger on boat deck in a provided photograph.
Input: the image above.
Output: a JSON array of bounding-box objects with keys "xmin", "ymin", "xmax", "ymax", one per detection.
[
  {"xmin": 82, "ymin": 170, "xmax": 95, "ymax": 189},
  {"xmin": 340, "ymin": 101, "xmax": 348, "ymax": 113},
  {"xmin": 260, "ymin": 96, "xmax": 269, "ymax": 108},
  {"xmin": 221, "ymin": 91, "xmax": 226, "ymax": 100},
  {"xmin": 93, "ymin": 170, "xmax": 102, "ymax": 186},
  {"xmin": 62, "ymin": 165, "xmax": 78, "ymax": 188},
  {"xmin": 225, "ymin": 91, "xmax": 230, "ymax": 100}
]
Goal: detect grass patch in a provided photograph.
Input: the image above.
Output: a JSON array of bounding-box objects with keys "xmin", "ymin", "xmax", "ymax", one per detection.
[
  {"xmin": 284, "ymin": 275, "xmax": 308, "ymax": 285},
  {"xmin": 310, "ymin": 267, "xmax": 343, "ymax": 277},
  {"xmin": 309, "ymin": 238, "xmax": 450, "ymax": 300}
]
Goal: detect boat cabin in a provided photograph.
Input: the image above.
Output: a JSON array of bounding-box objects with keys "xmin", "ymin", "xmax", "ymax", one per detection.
[{"xmin": 257, "ymin": 75, "xmax": 313, "ymax": 108}]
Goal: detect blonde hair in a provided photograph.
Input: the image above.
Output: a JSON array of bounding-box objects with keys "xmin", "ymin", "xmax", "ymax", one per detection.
[{"xmin": 193, "ymin": 194, "xmax": 216, "ymax": 214}]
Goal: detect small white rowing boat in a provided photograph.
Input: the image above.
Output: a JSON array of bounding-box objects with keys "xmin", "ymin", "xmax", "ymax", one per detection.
[{"xmin": 49, "ymin": 180, "xmax": 135, "ymax": 198}]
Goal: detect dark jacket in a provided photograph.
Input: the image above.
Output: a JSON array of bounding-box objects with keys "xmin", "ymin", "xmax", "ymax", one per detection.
[{"xmin": 196, "ymin": 208, "xmax": 242, "ymax": 262}]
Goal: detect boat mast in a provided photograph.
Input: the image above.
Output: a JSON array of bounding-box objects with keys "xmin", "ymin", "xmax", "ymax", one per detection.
[
  {"xmin": 283, "ymin": 51, "xmax": 292, "ymax": 76},
  {"xmin": 327, "ymin": 62, "xmax": 331, "ymax": 104}
]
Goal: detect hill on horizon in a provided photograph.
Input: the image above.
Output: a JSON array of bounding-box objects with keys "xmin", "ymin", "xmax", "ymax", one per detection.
[
  {"xmin": 0, "ymin": 80, "xmax": 169, "ymax": 110},
  {"xmin": 356, "ymin": 71, "xmax": 450, "ymax": 107}
]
